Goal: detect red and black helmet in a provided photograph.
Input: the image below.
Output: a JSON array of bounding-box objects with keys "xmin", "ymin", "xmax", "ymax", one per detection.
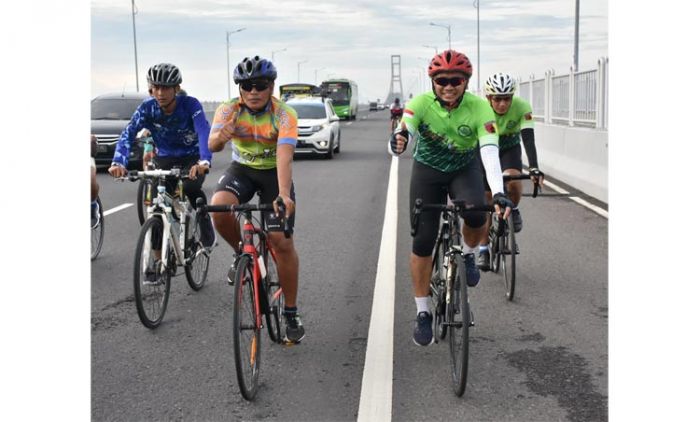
[{"xmin": 427, "ymin": 50, "xmax": 473, "ymax": 77}]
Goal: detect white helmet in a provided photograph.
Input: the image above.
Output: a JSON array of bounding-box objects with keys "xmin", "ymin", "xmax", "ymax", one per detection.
[{"xmin": 484, "ymin": 73, "xmax": 515, "ymax": 95}]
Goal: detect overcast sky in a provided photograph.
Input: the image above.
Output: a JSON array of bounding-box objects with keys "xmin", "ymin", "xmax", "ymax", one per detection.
[{"xmin": 91, "ymin": 0, "xmax": 607, "ymax": 103}]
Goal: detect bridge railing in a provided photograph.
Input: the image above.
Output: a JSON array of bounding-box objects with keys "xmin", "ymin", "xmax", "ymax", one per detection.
[{"xmin": 518, "ymin": 56, "xmax": 608, "ymax": 129}]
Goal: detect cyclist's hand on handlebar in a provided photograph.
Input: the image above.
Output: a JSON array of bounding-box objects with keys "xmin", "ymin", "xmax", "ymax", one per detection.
[
  {"xmin": 390, "ymin": 121, "xmax": 409, "ymax": 154},
  {"xmin": 274, "ymin": 194, "xmax": 295, "ymax": 219},
  {"xmin": 529, "ymin": 167, "xmax": 545, "ymax": 185},
  {"xmin": 108, "ymin": 164, "xmax": 127, "ymax": 179},
  {"xmin": 189, "ymin": 163, "xmax": 209, "ymax": 179},
  {"xmin": 492, "ymin": 192, "xmax": 514, "ymax": 219}
]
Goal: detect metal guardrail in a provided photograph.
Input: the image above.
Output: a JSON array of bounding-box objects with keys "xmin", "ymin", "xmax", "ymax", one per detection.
[{"xmin": 518, "ymin": 57, "xmax": 608, "ymax": 129}]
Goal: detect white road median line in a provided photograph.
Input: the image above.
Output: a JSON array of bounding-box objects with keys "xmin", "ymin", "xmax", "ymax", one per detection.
[
  {"xmin": 569, "ymin": 196, "xmax": 608, "ymax": 218},
  {"xmin": 103, "ymin": 203, "xmax": 133, "ymax": 217},
  {"xmin": 357, "ymin": 156, "xmax": 398, "ymax": 422}
]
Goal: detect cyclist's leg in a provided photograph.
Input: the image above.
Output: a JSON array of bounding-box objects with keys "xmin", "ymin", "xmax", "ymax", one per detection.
[
  {"xmin": 211, "ymin": 163, "xmax": 256, "ymax": 253},
  {"xmin": 449, "ymin": 160, "xmax": 488, "ymax": 251},
  {"xmin": 500, "ymin": 145, "xmax": 524, "ymax": 232}
]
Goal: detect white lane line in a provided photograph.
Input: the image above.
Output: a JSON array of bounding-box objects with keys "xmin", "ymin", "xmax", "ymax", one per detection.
[
  {"xmin": 357, "ymin": 156, "xmax": 398, "ymax": 422},
  {"xmin": 542, "ymin": 179, "xmax": 569, "ymax": 194},
  {"xmin": 569, "ymin": 197, "xmax": 608, "ymax": 218},
  {"xmin": 103, "ymin": 203, "xmax": 133, "ymax": 217},
  {"xmin": 345, "ymin": 122, "xmax": 354, "ymax": 126}
]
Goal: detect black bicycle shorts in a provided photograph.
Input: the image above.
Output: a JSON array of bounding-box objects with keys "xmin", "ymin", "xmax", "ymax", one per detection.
[
  {"xmin": 215, "ymin": 162, "xmax": 296, "ymax": 233},
  {"xmin": 410, "ymin": 159, "xmax": 487, "ymax": 257},
  {"xmin": 483, "ymin": 145, "xmax": 523, "ymax": 192}
]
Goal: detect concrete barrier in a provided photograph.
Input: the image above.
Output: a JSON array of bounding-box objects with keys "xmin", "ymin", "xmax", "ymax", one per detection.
[{"xmin": 525, "ymin": 124, "xmax": 608, "ymax": 203}]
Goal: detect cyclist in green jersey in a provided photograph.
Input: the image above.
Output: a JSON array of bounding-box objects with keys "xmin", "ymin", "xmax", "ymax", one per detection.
[
  {"xmin": 208, "ymin": 56, "xmax": 305, "ymax": 344},
  {"xmin": 389, "ymin": 50, "xmax": 514, "ymax": 346},
  {"xmin": 476, "ymin": 73, "xmax": 545, "ymax": 270}
]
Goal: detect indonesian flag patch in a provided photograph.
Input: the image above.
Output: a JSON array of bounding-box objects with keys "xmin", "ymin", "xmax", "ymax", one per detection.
[
  {"xmin": 524, "ymin": 112, "xmax": 533, "ymax": 120},
  {"xmin": 404, "ymin": 108, "xmax": 414, "ymax": 118},
  {"xmin": 484, "ymin": 120, "xmax": 496, "ymax": 134}
]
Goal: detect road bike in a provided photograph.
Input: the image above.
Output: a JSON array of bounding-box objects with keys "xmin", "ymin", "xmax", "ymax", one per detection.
[
  {"xmin": 198, "ymin": 197, "xmax": 290, "ymax": 401},
  {"xmin": 91, "ymin": 196, "xmax": 104, "ymax": 260},
  {"xmin": 136, "ymin": 137, "xmax": 156, "ymax": 225},
  {"xmin": 487, "ymin": 174, "xmax": 540, "ymax": 301},
  {"xmin": 412, "ymin": 198, "xmax": 493, "ymax": 397},
  {"xmin": 125, "ymin": 168, "xmax": 211, "ymax": 329}
]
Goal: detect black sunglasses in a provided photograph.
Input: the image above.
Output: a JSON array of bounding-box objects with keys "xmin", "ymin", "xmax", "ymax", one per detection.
[
  {"xmin": 433, "ymin": 77, "xmax": 466, "ymax": 87},
  {"xmin": 240, "ymin": 80, "xmax": 271, "ymax": 92}
]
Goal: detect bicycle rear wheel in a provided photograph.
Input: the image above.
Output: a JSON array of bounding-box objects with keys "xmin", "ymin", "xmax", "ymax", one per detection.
[
  {"xmin": 447, "ymin": 255, "xmax": 470, "ymax": 397},
  {"xmin": 184, "ymin": 213, "xmax": 210, "ymax": 291},
  {"xmin": 133, "ymin": 216, "xmax": 171, "ymax": 329},
  {"xmin": 501, "ymin": 215, "xmax": 517, "ymax": 301},
  {"xmin": 91, "ymin": 196, "xmax": 104, "ymax": 261},
  {"xmin": 261, "ymin": 242, "xmax": 284, "ymax": 343},
  {"xmin": 231, "ymin": 254, "xmax": 261, "ymax": 401}
]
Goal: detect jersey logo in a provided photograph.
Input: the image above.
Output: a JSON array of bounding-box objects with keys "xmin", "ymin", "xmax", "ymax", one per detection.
[
  {"xmin": 457, "ymin": 125, "xmax": 473, "ymax": 137},
  {"xmin": 506, "ymin": 120, "xmax": 517, "ymax": 130},
  {"xmin": 524, "ymin": 112, "xmax": 533, "ymax": 120},
  {"xmin": 484, "ymin": 121, "xmax": 496, "ymax": 134}
]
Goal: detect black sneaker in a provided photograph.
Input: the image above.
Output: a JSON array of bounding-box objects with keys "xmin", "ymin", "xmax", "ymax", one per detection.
[
  {"xmin": 464, "ymin": 253, "xmax": 480, "ymax": 287},
  {"xmin": 477, "ymin": 249, "xmax": 490, "ymax": 271},
  {"xmin": 512, "ymin": 209, "xmax": 523, "ymax": 233},
  {"xmin": 91, "ymin": 201, "xmax": 101, "ymax": 228},
  {"xmin": 144, "ymin": 260, "xmax": 160, "ymax": 285},
  {"xmin": 199, "ymin": 214, "xmax": 216, "ymax": 249},
  {"xmin": 413, "ymin": 311, "xmax": 434, "ymax": 346},
  {"xmin": 284, "ymin": 311, "xmax": 306, "ymax": 344}
]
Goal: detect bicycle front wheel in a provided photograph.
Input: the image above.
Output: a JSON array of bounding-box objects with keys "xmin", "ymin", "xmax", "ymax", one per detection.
[
  {"xmin": 91, "ymin": 196, "xmax": 104, "ymax": 261},
  {"xmin": 430, "ymin": 237, "xmax": 448, "ymax": 341},
  {"xmin": 133, "ymin": 216, "xmax": 171, "ymax": 329},
  {"xmin": 136, "ymin": 179, "xmax": 150, "ymax": 225},
  {"xmin": 184, "ymin": 213, "xmax": 210, "ymax": 291},
  {"xmin": 261, "ymin": 242, "xmax": 284, "ymax": 343},
  {"xmin": 501, "ymin": 215, "xmax": 517, "ymax": 301},
  {"xmin": 231, "ymin": 254, "xmax": 261, "ymax": 401},
  {"xmin": 447, "ymin": 255, "xmax": 470, "ymax": 397}
]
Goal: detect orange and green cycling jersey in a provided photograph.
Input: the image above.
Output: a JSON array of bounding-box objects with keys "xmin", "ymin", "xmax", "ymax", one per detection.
[
  {"xmin": 494, "ymin": 96, "xmax": 535, "ymax": 150},
  {"xmin": 401, "ymin": 91, "xmax": 499, "ymax": 173},
  {"xmin": 210, "ymin": 97, "xmax": 298, "ymax": 170}
]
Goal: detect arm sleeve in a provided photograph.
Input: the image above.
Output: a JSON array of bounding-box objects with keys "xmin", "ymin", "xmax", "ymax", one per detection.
[
  {"xmin": 190, "ymin": 99, "xmax": 212, "ymax": 162},
  {"xmin": 480, "ymin": 145, "xmax": 505, "ymax": 195},
  {"xmin": 276, "ymin": 107, "xmax": 298, "ymax": 147},
  {"xmin": 112, "ymin": 106, "xmax": 144, "ymax": 167},
  {"xmin": 520, "ymin": 128, "xmax": 538, "ymax": 169}
]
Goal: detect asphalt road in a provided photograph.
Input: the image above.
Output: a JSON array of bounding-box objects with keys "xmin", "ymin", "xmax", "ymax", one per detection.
[{"xmin": 91, "ymin": 108, "xmax": 608, "ymax": 421}]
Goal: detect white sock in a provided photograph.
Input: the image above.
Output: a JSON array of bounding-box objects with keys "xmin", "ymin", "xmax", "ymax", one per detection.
[
  {"xmin": 415, "ymin": 296, "xmax": 431, "ymax": 315},
  {"xmin": 462, "ymin": 244, "xmax": 478, "ymax": 255}
]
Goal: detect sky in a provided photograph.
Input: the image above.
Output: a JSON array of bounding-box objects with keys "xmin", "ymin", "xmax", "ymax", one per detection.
[{"xmin": 91, "ymin": 0, "xmax": 608, "ymax": 103}]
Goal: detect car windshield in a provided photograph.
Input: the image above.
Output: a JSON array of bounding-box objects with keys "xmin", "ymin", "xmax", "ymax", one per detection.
[
  {"xmin": 289, "ymin": 104, "xmax": 327, "ymax": 119},
  {"xmin": 91, "ymin": 98, "xmax": 145, "ymax": 120}
]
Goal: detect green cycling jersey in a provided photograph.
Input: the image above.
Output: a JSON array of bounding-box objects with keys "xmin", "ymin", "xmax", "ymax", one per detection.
[
  {"xmin": 493, "ymin": 96, "xmax": 535, "ymax": 150},
  {"xmin": 401, "ymin": 91, "xmax": 498, "ymax": 173}
]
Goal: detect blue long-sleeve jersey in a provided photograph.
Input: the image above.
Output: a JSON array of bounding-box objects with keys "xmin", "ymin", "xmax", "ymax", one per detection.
[{"xmin": 112, "ymin": 96, "xmax": 212, "ymax": 167}]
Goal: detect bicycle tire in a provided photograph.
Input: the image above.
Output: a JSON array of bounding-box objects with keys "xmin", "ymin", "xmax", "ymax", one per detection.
[
  {"xmin": 231, "ymin": 254, "xmax": 261, "ymax": 401},
  {"xmin": 501, "ymin": 214, "xmax": 517, "ymax": 301},
  {"xmin": 261, "ymin": 242, "xmax": 284, "ymax": 343},
  {"xmin": 136, "ymin": 179, "xmax": 150, "ymax": 225},
  {"xmin": 488, "ymin": 213, "xmax": 500, "ymax": 273},
  {"xmin": 91, "ymin": 196, "xmax": 104, "ymax": 261},
  {"xmin": 431, "ymin": 233, "xmax": 448, "ymax": 341},
  {"xmin": 448, "ymin": 255, "xmax": 470, "ymax": 397},
  {"xmin": 133, "ymin": 216, "xmax": 171, "ymax": 329},
  {"xmin": 184, "ymin": 213, "xmax": 210, "ymax": 291}
]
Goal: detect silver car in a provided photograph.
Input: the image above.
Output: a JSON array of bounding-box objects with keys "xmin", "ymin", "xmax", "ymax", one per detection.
[{"xmin": 286, "ymin": 96, "xmax": 341, "ymax": 159}]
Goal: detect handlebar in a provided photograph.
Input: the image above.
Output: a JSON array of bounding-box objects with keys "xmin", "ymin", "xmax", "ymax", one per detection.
[
  {"xmin": 120, "ymin": 167, "xmax": 209, "ymax": 182},
  {"xmin": 410, "ymin": 198, "xmax": 494, "ymax": 237},
  {"xmin": 502, "ymin": 173, "xmax": 540, "ymax": 198},
  {"xmin": 196, "ymin": 197, "xmax": 292, "ymax": 239}
]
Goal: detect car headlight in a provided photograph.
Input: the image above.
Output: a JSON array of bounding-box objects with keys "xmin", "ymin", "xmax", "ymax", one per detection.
[{"xmin": 310, "ymin": 123, "xmax": 328, "ymax": 132}]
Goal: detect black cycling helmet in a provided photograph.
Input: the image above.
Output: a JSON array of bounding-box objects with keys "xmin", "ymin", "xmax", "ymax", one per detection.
[
  {"xmin": 394, "ymin": 97, "xmax": 400, "ymax": 103},
  {"xmin": 147, "ymin": 63, "xmax": 182, "ymax": 86},
  {"xmin": 233, "ymin": 56, "xmax": 277, "ymax": 83}
]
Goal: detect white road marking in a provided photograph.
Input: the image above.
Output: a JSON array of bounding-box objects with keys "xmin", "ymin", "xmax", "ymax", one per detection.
[
  {"xmin": 357, "ymin": 156, "xmax": 398, "ymax": 422},
  {"xmin": 103, "ymin": 203, "xmax": 133, "ymax": 216},
  {"xmin": 345, "ymin": 122, "xmax": 353, "ymax": 126},
  {"xmin": 529, "ymin": 175, "xmax": 608, "ymax": 219}
]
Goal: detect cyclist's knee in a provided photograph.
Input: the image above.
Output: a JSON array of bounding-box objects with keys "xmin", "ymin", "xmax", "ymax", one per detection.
[
  {"xmin": 268, "ymin": 232, "xmax": 294, "ymax": 253},
  {"xmin": 461, "ymin": 212, "xmax": 487, "ymax": 228},
  {"xmin": 212, "ymin": 191, "xmax": 239, "ymax": 206}
]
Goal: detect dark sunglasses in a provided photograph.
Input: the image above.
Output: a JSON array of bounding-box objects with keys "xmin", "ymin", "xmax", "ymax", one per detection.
[
  {"xmin": 491, "ymin": 96, "xmax": 513, "ymax": 103},
  {"xmin": 240, "ymin": 80, "xmax": 270, "ymax": 92},
  {"xmin": 433, "ymin": 77, "xmax": 466, "ymax": 87}
]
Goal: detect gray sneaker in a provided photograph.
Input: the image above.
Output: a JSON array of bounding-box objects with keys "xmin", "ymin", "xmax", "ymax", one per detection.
[
  {"xmin": 284, "ymin": 311, "xmax": 306, "ymax": 344},
  {"xmin": 413, "ymin": 311, "xmax": 434, "ymax": 346},
  {"xmin": 512, "ymin": 209, "xmax": 523, "ymax": 233}
]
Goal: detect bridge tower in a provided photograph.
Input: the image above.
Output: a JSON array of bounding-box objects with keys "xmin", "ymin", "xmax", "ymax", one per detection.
[{"xmin": 385, "ymin": 55, "xmax": 404, "ymax": 104}]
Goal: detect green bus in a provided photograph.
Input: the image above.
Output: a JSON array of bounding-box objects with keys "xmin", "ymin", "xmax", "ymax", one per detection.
[
  {"xmin": 278, "ymin": 83, "xmax": 319, "ymax": 101},
  {"xmin": 320, "ymin": 79, "xmax": 358, "ymax": 120}
]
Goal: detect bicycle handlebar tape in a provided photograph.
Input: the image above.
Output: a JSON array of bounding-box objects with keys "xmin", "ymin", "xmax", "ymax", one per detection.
[
  {"xmin": 195, "ymin": 198, "xmax": 206, "ymax": 209},
  {"xmin": 275, "ymin": 197, "xmax": 291, "ymax": 239}
]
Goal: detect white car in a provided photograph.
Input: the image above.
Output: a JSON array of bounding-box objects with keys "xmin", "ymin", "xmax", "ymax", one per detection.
[{"xmin": 286, "ymin": 96, "xmax": 342, "ymax": 159}]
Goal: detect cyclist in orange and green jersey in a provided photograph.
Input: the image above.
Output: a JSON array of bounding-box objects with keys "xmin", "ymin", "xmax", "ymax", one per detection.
[
  {"xmin": 476, "ymin": 73, "xmax": 545, "ymax": 270},
  {"xmin": 208, "ymin": 56, "xmax": 305, "ymax": 344},
  {"xmin": 388, "ymin": 50, "xmax": 513, "ymax": 346}
]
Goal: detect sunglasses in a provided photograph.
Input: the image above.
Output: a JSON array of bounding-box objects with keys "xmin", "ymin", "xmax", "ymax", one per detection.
[
  {"xmin": 433, "ymin": 77, "xmax": 466, "ymax": 87},
  {"xmin": 491, "ymin": 96, "xmax": 513, "ymax": 103},
  {"xmin": 240, "ymin": 80, "xmax": 270, "ymax": 92}
]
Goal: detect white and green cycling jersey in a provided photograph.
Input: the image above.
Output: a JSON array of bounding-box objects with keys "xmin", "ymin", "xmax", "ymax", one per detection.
[
  {"xmin": 401, "ymin": 91, "xmax": 498, "ymax": 173},
  {"xmin": 494, "ymin": 96, "xmax": 535, "ymax": 150}
]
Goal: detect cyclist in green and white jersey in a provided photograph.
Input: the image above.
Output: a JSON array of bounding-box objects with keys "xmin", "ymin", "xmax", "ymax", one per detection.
[
  {"xmin": 476, "ymin": 73, "xmax": 545, "ymax": 270},
  {"xmin": 389, "ymin": 50, "xmax": 513, "ymax": 346}
]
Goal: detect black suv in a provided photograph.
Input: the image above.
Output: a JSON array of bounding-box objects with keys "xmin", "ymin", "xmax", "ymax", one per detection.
[{"xmin": 91, "ymin": 92, "xmax": 150, "ymax": 167}]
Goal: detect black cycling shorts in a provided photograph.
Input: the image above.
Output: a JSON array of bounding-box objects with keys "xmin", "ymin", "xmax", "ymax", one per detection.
[
  {"xmin": 483, "ymin": 145, "xmax": 523, "ymax": 192},
  {"xmin": 215, "ymin": 162, "xmax": 296, "ymax": 233},
  {"xmin": 410, "ymin": 159, "xmax": 487, "ymax": 257}
]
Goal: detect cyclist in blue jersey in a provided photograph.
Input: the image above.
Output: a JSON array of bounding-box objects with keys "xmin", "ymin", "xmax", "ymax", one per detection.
[{"xmin": 108, "ymin": 63, "xmax": 215, "ymax": 247}]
